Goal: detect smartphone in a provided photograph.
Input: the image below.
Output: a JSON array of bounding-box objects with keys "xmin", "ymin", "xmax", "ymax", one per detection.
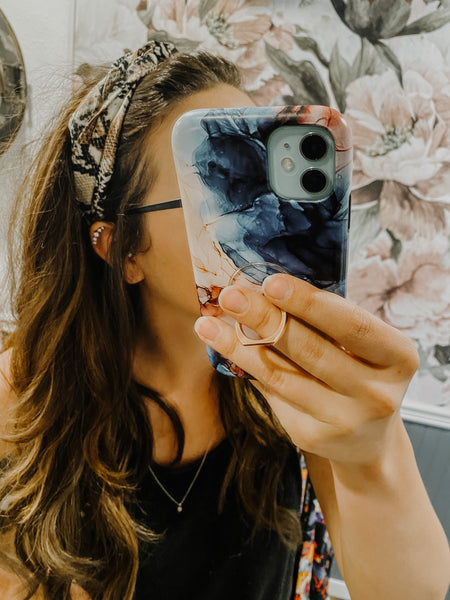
[{"xmin": 172, "ymin": 105, "xmax": 352, "ymax": 377}]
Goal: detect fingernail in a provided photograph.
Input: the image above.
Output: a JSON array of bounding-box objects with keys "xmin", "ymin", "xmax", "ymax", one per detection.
[
  {"xmin": 194, "ymin": 317, "xmax": 220, "ymax": 341},
  {"xmin": 219, "ymin": 287, "xmax": 249, "ymax": 314},
  {"xmin": 263, "ymin": 275, "xmax": 292, "ymax": 300}
]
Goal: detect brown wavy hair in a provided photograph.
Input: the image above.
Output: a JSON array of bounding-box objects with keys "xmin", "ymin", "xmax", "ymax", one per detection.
[{"xmin": 0, "ymin": 51, "xmax": 302, "ymax": 600}]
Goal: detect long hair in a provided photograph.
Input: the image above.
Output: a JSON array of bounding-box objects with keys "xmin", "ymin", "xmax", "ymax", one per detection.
[{"xmin": 1, "ymin": 51, "xmax": 302, "ymax": 600}]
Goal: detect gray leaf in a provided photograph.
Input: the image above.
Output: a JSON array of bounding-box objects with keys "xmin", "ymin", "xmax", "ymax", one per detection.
[
  {"xmin": 265, "ymin": 43, "xmax": 329, "ymax": 106},
  {"xmin": 329, "ymin": 39, "xmax": 381, "ymax": 111},
  {"xmin": 352, "ymin": 37, "xmax": 383, "ymax": 78},
  {"xmin": 342, "ymin": 0, "xmax": 411, "ymax": 39},
  {"xmin": 373, "ymin": 40, "xmax": 403, "ymax": 86},
  {"xmin": 386, "ymin": 229, "xmax": 403, "ymax": 261},
  {"xmin": 396, "ymin": 9, "xmax": 450, "ymax": 35},
  {"xmin": 293, "ymin": 35, "xmax": 329, "ymax": 68},
  {"xmin": 329, "ymin": 45, "xmax": 352, "ymax": 111},
  {"xmin": 434, "ymin": 345, "xmax": 450, "ymax": 366},
  {"xmin": 329, "ymin": 0, "xmax": 348, "ymax": 27},
  {"xmin": 367, "ymin": 0, "xmax": 411, "ymax": 39},
  {"xmin": 428, "ymin": 365, "xmax": 450, "ymax": 382}
]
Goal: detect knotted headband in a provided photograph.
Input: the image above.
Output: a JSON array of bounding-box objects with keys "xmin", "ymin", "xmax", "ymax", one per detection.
[{"xmin": 69, "ymin": 40, "xmax": 178, "ymax": 223}]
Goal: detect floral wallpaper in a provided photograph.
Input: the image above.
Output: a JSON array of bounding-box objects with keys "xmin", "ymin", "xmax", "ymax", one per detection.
[{"xmin": 74, "ymin": 0, "xmax": 450, "ymax": 421}]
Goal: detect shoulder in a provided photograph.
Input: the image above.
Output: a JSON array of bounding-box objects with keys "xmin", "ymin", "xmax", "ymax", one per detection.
[{"xmin": 0, "ymin": 348, "xmax": 17, "ymax": 460}]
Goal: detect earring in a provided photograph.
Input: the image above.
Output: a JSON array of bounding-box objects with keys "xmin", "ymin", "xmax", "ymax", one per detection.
[{"xmin": 91, "ymin": 226, "xmax": 105, "ymax": 246}]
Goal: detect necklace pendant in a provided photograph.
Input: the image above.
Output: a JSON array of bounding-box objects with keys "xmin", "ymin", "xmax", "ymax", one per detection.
[{"xmin": 148, "ymin": 438, "xmax": 213, "ymax": 515}]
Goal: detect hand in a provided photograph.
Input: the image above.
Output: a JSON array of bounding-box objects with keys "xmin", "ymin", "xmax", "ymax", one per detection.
[{"xmin": 194, "ymin": 274, "xmax": 419, "ymax": 467}]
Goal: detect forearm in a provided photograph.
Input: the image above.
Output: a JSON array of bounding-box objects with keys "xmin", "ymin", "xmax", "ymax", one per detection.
[{"xmin": 330, "ymin": 416, "xmax": 450, "ymax": 600}]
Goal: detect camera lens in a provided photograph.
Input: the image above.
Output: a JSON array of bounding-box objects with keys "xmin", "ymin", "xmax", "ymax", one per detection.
[
  {"xmin": 301, "ymin": 169, "xmax": 327, "ymax": 194},
  {"xmin": 300, "ymin": 133, "xmax": 327, "ymax": 161}
]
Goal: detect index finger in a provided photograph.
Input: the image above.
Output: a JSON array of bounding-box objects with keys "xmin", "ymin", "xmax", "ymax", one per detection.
[{"xmin": 262, "ymin": 274, "xmax": 419, "ymax": 368}]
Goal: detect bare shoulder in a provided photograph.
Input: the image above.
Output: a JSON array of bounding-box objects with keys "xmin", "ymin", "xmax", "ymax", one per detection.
[{"xmin": 0, "ymin": 348, "xmax": 17, "ymax": 460}]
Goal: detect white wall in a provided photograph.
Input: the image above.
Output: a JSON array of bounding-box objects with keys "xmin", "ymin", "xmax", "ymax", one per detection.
[{"xmin": 0, "ymin": 0, "xmax": 74, "ymax": 324}]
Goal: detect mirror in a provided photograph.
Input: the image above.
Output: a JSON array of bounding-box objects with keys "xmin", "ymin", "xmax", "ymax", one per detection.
[{"xmin": 0, "ymin": 8, "xmax": 26, "ymax": 157}]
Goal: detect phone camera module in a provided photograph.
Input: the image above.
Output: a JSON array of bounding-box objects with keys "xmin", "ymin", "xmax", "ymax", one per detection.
[
  {"xmin": 267, "ymin": 124, "xmax": 335, "ymax": 202},
  {"xmin": 300, "ymin": 133, "xmax": 327, "ymax": 161},
  {"xmin": 301, "ymin": 169, "xmax": 327, "ymax": 194}
]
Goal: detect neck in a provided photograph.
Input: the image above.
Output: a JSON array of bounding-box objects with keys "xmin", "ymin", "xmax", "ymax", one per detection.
[{"xmin": 132, "ymin": 290, "xmax": 225, "ymax": 466}]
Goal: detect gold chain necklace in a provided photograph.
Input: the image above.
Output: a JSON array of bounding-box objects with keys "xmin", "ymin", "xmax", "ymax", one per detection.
[{"xmin": 148, "ymin": 441, "xmax": 212, "ymax": 513}]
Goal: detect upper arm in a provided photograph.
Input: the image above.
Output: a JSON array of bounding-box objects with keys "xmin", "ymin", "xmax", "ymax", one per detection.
[
  {"xmin": 302, "ymin": 450, "xmax": 344, "ymax": 576},
  {"xmin": 0, "ymin": 349, "xmax": 17, "ymax": 461}
]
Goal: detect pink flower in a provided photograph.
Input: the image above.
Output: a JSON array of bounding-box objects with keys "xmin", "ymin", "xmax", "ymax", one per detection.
[
  {"xmin": 345, "ymin": 38, "xmax": 450, "ymax": 238},
  {"xmin": 145, "ymin": 0, "xmax": 272, "ymax": 53},
  {"xmin": 263, "ymin": 22, "xmax": 295, "ymax": 53},
  {"xmin": 235, "ymin": 37, "xmax": 272, "ymax": 89},
  {"xmin": 212, "ymin": 0, "xmax": 272, "ymax": 48},
  {"xmin": 247, "ymin": 74, "xmax": 288, "ymax": 106},
  {"xmin": 348, "ymin": 231, "xmax": 450, "ymax": 348},
  {"xmin": 347, "ymin": 68, "xmax": 450, "ymax": 190},
  {"xmin": 239, "ymin": 21, "xmax": 295, "ymax": 94},
  {"xmin": 146, "ymin": 0, "xmax": 205, "ymax": 45},
  {"xmin": 138, "ymin": 0, "xmax": 295, "ymax": 100}
]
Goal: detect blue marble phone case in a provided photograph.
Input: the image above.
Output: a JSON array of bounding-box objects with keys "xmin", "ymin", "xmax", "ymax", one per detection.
[{"xmin": 172, "ymin": 105, "xmax": 352, "ymax": 377}]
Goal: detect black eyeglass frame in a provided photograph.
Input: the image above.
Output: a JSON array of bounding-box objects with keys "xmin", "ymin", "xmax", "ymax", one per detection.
[{"xmin": 125, "ymin": 199, "xmax": 182, "ymax": 215}]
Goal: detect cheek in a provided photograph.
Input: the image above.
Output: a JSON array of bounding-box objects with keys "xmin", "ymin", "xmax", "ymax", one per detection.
[{"xmin": 145, "ymin": 216, "xmax": 200, "ymax": 313}]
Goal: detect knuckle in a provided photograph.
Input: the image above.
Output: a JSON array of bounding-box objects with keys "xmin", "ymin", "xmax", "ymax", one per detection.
[
  {"xmin": 372, "ymin": 394, "xmax": 397, "ymax": 419},
  {"xmin": 349, "ymin": 305, "xmax": 373, "ymax": 341},
  {"xmin": 388, "ymin": 335, "xmax": 420, "ymax": 379},
  {"xmin": 301, "ymin": 335, "xmax": 326, "ymax": 367},
  {"xmin": 401, "ymin": 339, "xmax": 420, "ymax": 373},
  {"xmin": 264, "ymin": 364, "xmax": 285, "ymax": 390},
  {"xmin": 362, "ymin": 382, "xmax": 398, "ymax": 419}
]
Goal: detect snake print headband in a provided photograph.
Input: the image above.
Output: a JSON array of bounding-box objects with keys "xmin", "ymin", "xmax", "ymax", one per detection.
[{"xmin": 69, "ymin": 40, "xmax": 178, "ymax": 224}]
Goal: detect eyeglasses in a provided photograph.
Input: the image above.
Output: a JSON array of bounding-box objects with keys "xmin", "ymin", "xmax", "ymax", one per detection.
[{"xmin": 125, "ymin": 199, "xmax": 182, "ymax": 215}]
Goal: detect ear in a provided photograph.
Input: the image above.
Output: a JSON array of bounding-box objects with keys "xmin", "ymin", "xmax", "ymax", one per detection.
[
  {"xmin": 89, "ymin": 221, "xmax": 144, "ymax": 284},
  {"xmin": 89, "ymin": 221, "xmax": 114, "ymax": 263}
]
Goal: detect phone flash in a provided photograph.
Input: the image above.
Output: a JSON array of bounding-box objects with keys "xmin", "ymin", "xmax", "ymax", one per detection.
[{"xmin": 281, "ymin": 157, "xmax": 295, "ymax": 172}]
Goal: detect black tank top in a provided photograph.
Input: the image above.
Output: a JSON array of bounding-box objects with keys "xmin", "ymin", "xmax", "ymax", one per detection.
[{"xmin": 133, "ymin": 437, "xmax": 302, "ymax": 600}]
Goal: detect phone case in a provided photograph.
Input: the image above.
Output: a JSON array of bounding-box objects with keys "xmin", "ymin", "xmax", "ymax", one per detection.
[{"xmin": 172, "ymin": 105, "xmax": 352, "ymax": 377}]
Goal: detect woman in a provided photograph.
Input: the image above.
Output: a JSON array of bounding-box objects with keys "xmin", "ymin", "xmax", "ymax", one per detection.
[{"xmin": 0, "ymin": 41, "xmax": 449, "ymax": 600}]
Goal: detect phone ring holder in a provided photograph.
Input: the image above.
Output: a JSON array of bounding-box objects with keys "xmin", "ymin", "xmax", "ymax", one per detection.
[
  {"xmin": 229, "ymin": 262, "xmax": 289, "ymax": 347},
  {"xmin": 235, "ymin": 310, "xmax": 287, "ymax": 347}
]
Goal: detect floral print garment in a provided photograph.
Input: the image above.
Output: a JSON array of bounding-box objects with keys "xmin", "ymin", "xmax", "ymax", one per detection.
[{"xmin": 296, "ymin": 451, "xmax": 333, "ymax": 600}]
